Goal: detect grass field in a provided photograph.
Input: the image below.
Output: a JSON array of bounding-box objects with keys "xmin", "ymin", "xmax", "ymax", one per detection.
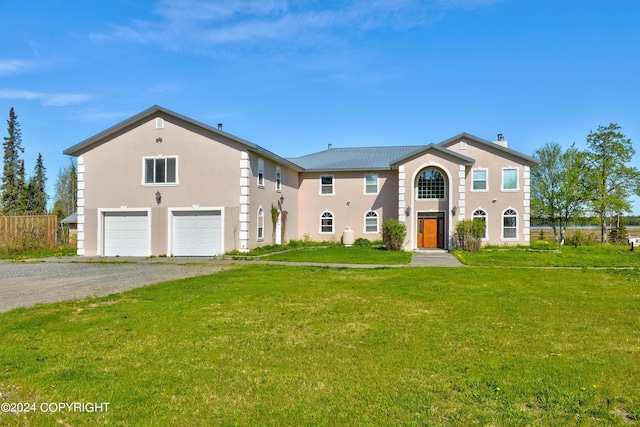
[
  {"xmin": 453, "ymin": 244, "xmax": 639, "ymax": 268},
  {"xmin": 0, "ymin": 264, "xmax": 639, "ymax": 426},
  {"xmin": 261, "ymin": 245, "xmax": 413, "ymax": 264}
]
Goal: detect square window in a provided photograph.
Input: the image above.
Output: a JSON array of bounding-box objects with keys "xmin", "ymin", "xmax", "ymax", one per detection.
[
  {"xmin": 144, "ymin": 157, "xmax": 177, "ymax": 184},
  {"xmin": 472, "ymin": 170, "xmax": 487, "ymax": 191}
]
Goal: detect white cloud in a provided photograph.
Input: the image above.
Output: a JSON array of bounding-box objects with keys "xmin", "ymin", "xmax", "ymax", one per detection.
[
  {"xmin": 90, "ymin": 0, "xmax": 504, "ymax": 50},
  {"xmin": 0, "ymin": 89, "xmax": 91, "ymax": 107},
  {"xmin": 0, "ymin": 59, "xmax": 39, "ymax": 76}
]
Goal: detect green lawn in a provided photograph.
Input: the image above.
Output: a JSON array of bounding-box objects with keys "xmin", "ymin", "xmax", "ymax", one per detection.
[
  {"xmin": 1, "ymin": 265, "xmax": 639, "ymax": 426},
  {"xmin": 261, "ymin": 245, "xmax": 412, "ymax": 264},
  {"xmin": 453, "ymin": 244, "xmax": 639, "ymax": 268}
]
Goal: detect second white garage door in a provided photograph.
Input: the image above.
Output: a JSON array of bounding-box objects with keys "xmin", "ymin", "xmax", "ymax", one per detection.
[{"xmin": 172, "ymin": 211, "xmax": 222, "ymax": 256}]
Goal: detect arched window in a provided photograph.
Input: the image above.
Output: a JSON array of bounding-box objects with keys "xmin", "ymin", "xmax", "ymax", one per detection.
[
  {"xmin": 417, "ymin": 169, "xmax": 445, "ymax": 199},
  {"xmin": 364, "ymin": 211, "xmax": 379, "ymax": 233},
  {"xmin": 257, "ymin": 207, "xmax": 264, "ymax": 241},
  {"xmin": 320, "ymin": 211, "xmax": 334, "ymax": 234},
  {"xmin": 473, "ymin": 209, "xmax": 487, "ymax": 239},
  {"xmin": 502, "ymin": 209, "xmax": 518, "ymax": 239}
]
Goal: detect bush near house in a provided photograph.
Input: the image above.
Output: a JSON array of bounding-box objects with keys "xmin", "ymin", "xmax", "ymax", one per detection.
[
  {"xmin": 452, "ymin": 219, "xmax": 485, "ymax": 252},
  {"xmin": 381, "ymin": 218, "xmax": 407, "ymax": 251}
]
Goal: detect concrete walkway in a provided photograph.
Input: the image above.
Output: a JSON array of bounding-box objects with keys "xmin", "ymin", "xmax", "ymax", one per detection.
[{"xmin": 409, "ymin": 250, "xmax": 463, "ymax": 267}]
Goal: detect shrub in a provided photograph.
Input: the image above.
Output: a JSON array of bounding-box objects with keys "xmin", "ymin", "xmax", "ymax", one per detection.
[
  {"xmin": 381, "ymin": 219, "xmax": 406, "ymax": 251},
  {"xmin": 566, "ymin": 229, "xmax": 597, "ymax": 247},
  {"xmin": 452, "ymin": 219, "xmax": 484, "ymax": 252},
  {"xmin": 354, "ymin": 238, "xmax": 372, "ymax": 247}
]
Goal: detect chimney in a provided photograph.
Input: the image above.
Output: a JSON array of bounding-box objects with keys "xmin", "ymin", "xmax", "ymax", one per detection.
[
  {"xmin": 218, "ymin": 123, "xmax": 223, "ymax": 131},
  {"xmin": 328, "ymin": 143, "xmax": 332, "ymax": 150},
  {"xmin": 494, "ymin": 133, "xmax": 508, "ymax": 148}
]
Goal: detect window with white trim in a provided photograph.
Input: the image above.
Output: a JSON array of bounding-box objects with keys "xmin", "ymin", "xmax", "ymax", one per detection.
[
  {"xmin": 364, "ymin": 174, "xmax": 378, "ymax": 195},
  {"xmin": 502, "ymin": 208, "xmax": 518, "ymax": 239},
  {"xmin": 257, "ymin": 207, "xmax": 264, "ymax": 241},
  {"xmin": 473, "ymin": 209, "xmax": 487, "ymax": 239},
  {"xmin": 275, "ymin": 166, "xmax": 282, "ymax": 192},
  {"xmin": 144, "ymin": 157, "xmax": 177, "ymax": 184},
  {"xmin": 417, "ymin": 169, "xmax": 445, "ymax": 199},
  {"xmin": 472, "ymin": 169, "xmax": 488, "ymax": 191},
  {"xmin": 364, "ymin": 211, "xmax": 379, "ymax": 233},
  {"xmin": 257, "ymin": 158, "xmax": 265, "ymax": 188},
  {"xmin": 155, "ymin": 117, "xmax": 164, "ymax": 129},
  {"xmin": 502, "ymin": 168, "xmax": 518, "ymax": 190},
  {"xmin": 320, "ymin": 175, "xmax": 334, "ymax": 195},
  {"xmin": 320, "ymin": 211, "xmax": 334, "ymax": 233}
]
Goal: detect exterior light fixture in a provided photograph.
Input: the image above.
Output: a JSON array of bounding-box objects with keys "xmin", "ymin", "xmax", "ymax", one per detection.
[
  {"xmin": 155, "ymin": 191, "xmax": 161, "ymax": 205},
  {"xmin": 405, "ymin": 207, "xmax": 411, "ymax": 216},
  {"xmin": 451, "ymin": 206, "xmax": 457, "ymax": 216}
]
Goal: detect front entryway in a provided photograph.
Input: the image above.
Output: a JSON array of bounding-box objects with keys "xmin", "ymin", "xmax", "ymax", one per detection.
[{"xmin": 417, "ymin": 213, "xmax": 445, "ymax": 249}]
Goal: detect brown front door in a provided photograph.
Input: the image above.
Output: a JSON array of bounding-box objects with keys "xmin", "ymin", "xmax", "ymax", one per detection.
[{"xmin": 418, "ymin": 215, "xmax": 445, "ymax": 249}]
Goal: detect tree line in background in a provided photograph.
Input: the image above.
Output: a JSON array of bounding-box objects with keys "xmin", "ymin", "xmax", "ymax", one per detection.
[
  {"xmin": 1, "ymin": 107, "xmax": 77, "ymax": 219},
  {"xmin": 531, "ymin": 123, "xmax": 640, "ymax": 245}
]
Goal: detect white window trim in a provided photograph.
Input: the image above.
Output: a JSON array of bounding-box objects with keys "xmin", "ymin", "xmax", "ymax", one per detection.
[
  {"xmin": 319, "ymin": 210, "xmax": 335, "ymax": 234},
  {"xmin": 471, "ymin": 168, "xmax": 489, "ymax": 192},
  {"xmin": 257, "ymin": 206, "xmax": 264, "ymax": 241},
  {"xmin": 472, "ymin": 208, "xmax": 488, "ymax": 240},
  {"xmin": 155, "ymin": 117, "xmax": 164, "ymax": 129},
  {"xmin": 501, "ymin": 208, "xmax": 519, "ymax": 240},
  {"xmin": 257, "ymin": 158, "xmax": 265, "ymax": 188},
  {"xmin": 275, "ymin": 166, "xmax": 282, "ymax": 192},
  {"xmin": 363, "ymin": 173, "xmax": 379, "ymax": 195},
  {"xmin": 364, "ymin": 210, "xmax": 379, "ymax": 234},
  {"xmin": 320, "ymin": 175, "xmax": 335, "ymax": 196},
  {"xmin": 141, "ymin": 156, "xmax": 179, "ymax": 186},
  {"xmin": 501, "ymin": 167, "xmax": 519, "ymax": 191}
]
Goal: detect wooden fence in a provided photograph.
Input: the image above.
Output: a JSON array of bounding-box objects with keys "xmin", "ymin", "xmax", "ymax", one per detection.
[{"xmin": 0, "ymin": 215, "xmax": 58, "ymax": 250}]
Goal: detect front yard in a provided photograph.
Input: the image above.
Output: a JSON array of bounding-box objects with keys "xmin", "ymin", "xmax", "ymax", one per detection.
[{"xmin": 0, "ymin": 264, "xmax": 638, "ymax": 426}]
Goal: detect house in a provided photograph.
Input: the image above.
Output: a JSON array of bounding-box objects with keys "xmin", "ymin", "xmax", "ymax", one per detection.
[{"xmin": 63, "ymin": 105, "xmax": 538, "ymax": 256}]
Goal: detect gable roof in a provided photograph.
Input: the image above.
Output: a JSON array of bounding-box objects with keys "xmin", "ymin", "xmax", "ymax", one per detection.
[
  {"xmin": 438, "ymin": 132, "xmax": 539, "ymax": 164},
  {"xmin": 63, "ymin": 105, "xmax": 303, "ymax": 171},
  {"xmin": 64, "ymin": 106, "xmax": 538, "ymax": 172}
]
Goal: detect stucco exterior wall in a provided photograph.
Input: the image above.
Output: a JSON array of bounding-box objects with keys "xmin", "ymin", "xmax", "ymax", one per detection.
[
  {"xmin": 445, "ymin": 138, "xmax": 532, "ymax": 245},
  {"xmin": 247, "ymin": 152, "xmax": 299, "ymax": 248},
  {"xmin": 77, "ymin": 113, "xmax": 246, "ymax": 255},
  {"xmin": 397, "ymin": 151, "xmax": 465, "ymax": 250},
  {"xmin": 297, "ymin": 170, "xmax": 398, "ymax": 242}
]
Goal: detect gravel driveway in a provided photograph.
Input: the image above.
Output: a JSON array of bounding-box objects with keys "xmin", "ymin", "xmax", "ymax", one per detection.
[{"xmin": 0, "ymin": 258, "xmax": 224, "ymax": 313}]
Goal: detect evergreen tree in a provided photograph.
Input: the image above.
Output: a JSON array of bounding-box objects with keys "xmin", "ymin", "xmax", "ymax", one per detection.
[
  {"xmin": 1, "ymin": 107, "xmax": 26, "ymax": 215},
  {"xmin": 26, "ymin": 153, "xmax": 48, "ymax": 214}
]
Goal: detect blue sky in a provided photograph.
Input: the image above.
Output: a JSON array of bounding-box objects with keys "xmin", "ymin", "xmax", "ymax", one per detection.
[{"xmin": 1, "ymin": 0, "xmax": 639, "ymax": 213}]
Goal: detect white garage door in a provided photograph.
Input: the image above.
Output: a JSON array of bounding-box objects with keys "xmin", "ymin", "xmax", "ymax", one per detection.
[
  {"xmin": 173, "ymin": 211, "xmax": 222, "ymax": 256},
  {"xmin": 103, "ymin": 212, "xmax": 149, "ymax": 256}
]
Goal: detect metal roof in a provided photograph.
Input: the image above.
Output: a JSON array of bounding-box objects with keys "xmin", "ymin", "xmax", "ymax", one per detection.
[{"xmin": 287, "ymin": 145, "xmax": 425, "ymax": 171}]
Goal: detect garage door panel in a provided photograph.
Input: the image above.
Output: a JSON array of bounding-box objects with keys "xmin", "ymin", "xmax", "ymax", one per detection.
[
  {"xmin": 104, "ymin": 212, "xmax": 149, "ymax": 256},
  {"xmin": 173, "ymin": 211, "xmax": 221, "ymax": 256}
]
